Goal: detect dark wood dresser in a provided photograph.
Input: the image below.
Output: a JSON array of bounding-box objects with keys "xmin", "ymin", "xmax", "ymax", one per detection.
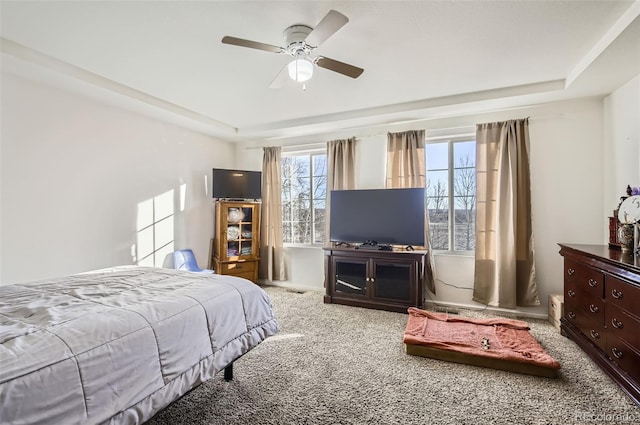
[{"xmin": 559, "ymin": 244, "xmax": 640, "ymax": 406}]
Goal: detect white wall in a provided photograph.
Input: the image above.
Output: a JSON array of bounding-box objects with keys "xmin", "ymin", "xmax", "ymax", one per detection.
[
  {"xmin": 1, "ymin": 72, "xmax": 235, "ymax": 284},
  {"xmin": 238, "ymin": 97, "xmax": 607, "ymax": 318},
  {"xmin": 603, "ymin": 73, "xmax": 640, "ymax": 226}
]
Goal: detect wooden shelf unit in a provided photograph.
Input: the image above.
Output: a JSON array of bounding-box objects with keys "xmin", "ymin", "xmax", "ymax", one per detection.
[{"xmin": 213, "ymin": 200, "xmax": 261, "ymax": 283}]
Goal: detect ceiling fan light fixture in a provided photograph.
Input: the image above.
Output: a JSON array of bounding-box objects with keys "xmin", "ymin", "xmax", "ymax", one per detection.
[{"xmin": 288, "ymin": 58, "xmax": 313, "ymax": 82}]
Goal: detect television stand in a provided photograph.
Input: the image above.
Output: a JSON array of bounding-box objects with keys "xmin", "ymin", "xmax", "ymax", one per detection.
[{"xmin": 323, "ymin": 247, "xmax": 427, "ymax": 313}]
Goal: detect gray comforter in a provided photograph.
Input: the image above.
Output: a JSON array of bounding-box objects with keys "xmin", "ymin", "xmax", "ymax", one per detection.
[{"xmin": 0, "ymin": 267, "xmax": 279, "ymax": 425}]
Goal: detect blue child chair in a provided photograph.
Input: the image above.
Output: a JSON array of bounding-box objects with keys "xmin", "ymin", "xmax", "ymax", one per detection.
[{"xmin": 173, "ymin": 249, "xmax": 215, "ymax": 274}]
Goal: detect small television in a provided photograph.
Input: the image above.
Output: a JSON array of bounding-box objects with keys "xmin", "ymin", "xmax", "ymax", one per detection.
[
  {"xmin": 329, "ymin": 188, "xmax": 425, "ymax": 247},
  {"xmin": 212, "ymin": 168, "xmax": 262, "ymax": 200}
]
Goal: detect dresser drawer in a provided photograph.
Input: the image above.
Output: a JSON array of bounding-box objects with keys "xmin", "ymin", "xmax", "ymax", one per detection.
[
  {"xmin": 606, "ymin": 275, "xmax": 640, "ymax": 315},
  {"xmin": 564, "ymin": 259, "xmax": 603, "ymax": 298},
  {"xmin": 220, "ymin": 261, "xmax": 256, "ymax": 274},
  {"xmin": 607, "ymin": 335, "xmax": 640, "ymax": 382},
  {"xmin": 606, "ymin": 302, "xmax": 640, "ymax": 350},
  {"xmin": 564, "ymin": 287, "xmax": 604, "ymax": 324},
  {"xmin": 568, "ymin": 316, "xmax": 606, "ymax": 351}
]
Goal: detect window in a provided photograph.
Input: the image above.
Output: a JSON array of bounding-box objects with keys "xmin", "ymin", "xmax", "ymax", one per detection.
[
  {"xmin": 426, "ymin": 139, "xmax": 476, "ymax": 252},
  {"xmin": 281, "ymin": 152, "xmax": 327, "ymax": 244}
]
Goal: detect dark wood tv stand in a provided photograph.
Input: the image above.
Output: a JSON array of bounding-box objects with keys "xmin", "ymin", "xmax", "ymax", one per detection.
[{"xmin": 323, "ymin": 247, "xmax": 427, "ymax": 313}]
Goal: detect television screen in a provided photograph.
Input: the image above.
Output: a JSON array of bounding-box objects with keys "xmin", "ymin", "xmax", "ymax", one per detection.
[
  {"xmin": 329, "ymin": 188, "xmax": 426, "ymax": 247},
  {"xmin": 212, "ymin": 168, "xmax": 262, "ymax": 200}
]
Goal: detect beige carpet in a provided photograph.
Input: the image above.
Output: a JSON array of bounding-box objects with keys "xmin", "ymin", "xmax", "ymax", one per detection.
[{"xmin": 147, "ymin": 286, "xmax": 640, "ymax": 425}]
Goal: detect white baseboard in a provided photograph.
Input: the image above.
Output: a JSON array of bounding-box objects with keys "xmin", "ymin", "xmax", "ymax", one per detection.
[{"xmin": 423, "ymin": 299, "xmax": 548, "ymax": 320}]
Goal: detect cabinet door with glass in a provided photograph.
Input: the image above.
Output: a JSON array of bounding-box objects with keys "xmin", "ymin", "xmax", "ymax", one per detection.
[
  {"xmin": 214, "ymin": 201, "xmax": 261, "ymax": 262},
  {"xmin": 331, "ymin": 256, "xmax": 370, "ymax": 299},
  {"xmin": 369, "ymin": 259, "xmax": 415, "ymax": 304}
]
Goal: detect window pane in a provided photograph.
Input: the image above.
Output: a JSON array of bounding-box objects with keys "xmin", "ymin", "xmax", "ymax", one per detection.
[
  {"xmin": 282, "ymin": 178, "xmax": 292, "ymax": 201},
  {"xmin": 313, "ymin": 200, "xmax": 326, "ymax": 244},
  {"xmin": 454, "ymin": 196, "xmax": 475, "ymax": 217},
  {"xmin": 426, "ymin": 139, "xmax": 476, "ymax": 252},
  {"xmin": 429, "ymin": 219, "xmax": 449, "ymax": 250},
  {"xmin": 282, "ymin": 152, "xmax": 327, "ymax": 245},
  {"xmin": 454, "ymin": 141, "xmax": 476, "ymax": 168},
  {"xmin": 454, "ymin": 221, "xmax": 475, "ymax": 251},
  {"xmin": 454, "ymin": 168, "xmax": 475, "ymax": 199},
  {"xmin": 282, "ymin": 157, "xmax": 293, "ymax": 177},
  {"xmin": 282, "ymin": 222, "xmax": 292, "ymax": 244},
  {"xmin": 291, "ymin": 177, "xmax": 310, "ymax": 199},
  {"xmin": 314, "ymin": 219, "xmax": 325, "ymax": 244},
  {"xmin": 426, "ymin": 142, "xmax": 448, "ymax": 170},
  {"xmin": 282, "ymin": 201, "xmax": 292, "ymax": 221},
  {"xmin": 313, "ymin": 154, "xmax": 327, "ymax": 176},
  {"xmin": 427, "ymin": 170, "xmax": 449, "ymax": 197},
  {"xmin": 292, "ymin": 155, "xmax": 310, "ymax": 176},
  {"xmin": 292, "ymin": 199, "xmax": 311, "ymax": 221},
  {"xmin": 293, "ymin": 221, "xmax": 311, "ymax": 243},
  {"xmin": 313, "ymin": 176, "xmax": 326, "ymax": 200}
]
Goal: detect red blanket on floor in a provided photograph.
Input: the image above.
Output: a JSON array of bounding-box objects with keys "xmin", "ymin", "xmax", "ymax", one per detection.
[{"xmin": 403, "ymin": 308, "xmax": 561, "ymax": 370}]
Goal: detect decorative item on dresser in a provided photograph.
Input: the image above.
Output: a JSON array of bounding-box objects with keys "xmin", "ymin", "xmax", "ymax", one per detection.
[
  {"xmin": 558, "ymin": 243, "xmax": 640, "ymax": 407},
  {"xmin": 610, "ymin": 185, "xmax": 640, "ymax": 250},
  {"xmin": 213, "ymin": 200, "xmax": 261, "ymax": 283}
]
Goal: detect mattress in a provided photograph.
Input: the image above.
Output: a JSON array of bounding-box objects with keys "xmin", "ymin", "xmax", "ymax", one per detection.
[
  {"xmin": 0, "ymin": 267, "xmax": 279, "ymax": 425},
  {"xmin": 403, "ymin": 307, "xmax": 560, "ymax": 378}
]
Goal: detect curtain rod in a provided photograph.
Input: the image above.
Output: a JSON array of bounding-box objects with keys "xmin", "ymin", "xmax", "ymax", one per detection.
[
  {"xmin": 244, "ymin": 141, "xmax": 326, "ymax": 151},
  {"xmin": 243, "ymin": 125, "xmax": 478, "ymax": 151}
]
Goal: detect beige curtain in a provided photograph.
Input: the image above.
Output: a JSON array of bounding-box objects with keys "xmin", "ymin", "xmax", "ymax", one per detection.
[
  {"xmin": 386, "ymin": 130, "xmax": 436, "ymax": 294},
  {"xmin": 474, "ymin": 118, "xmax": 539, "ymax": 308},
  {"xmin": 260, "ymin": 147, "xmax": 286, "ymax": 281},
  {"xmin": 325, "ymin": 138, "xmax": 356, "ymax": 245}
]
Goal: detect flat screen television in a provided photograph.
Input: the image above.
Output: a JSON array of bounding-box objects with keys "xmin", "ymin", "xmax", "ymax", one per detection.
[
  {"xmin": 212, "ymin": 168, "xmax": 262, "ymax": 200},
  {"xmin": 329, "ymin": 188, "xmax": 426, "ymax": 247}
]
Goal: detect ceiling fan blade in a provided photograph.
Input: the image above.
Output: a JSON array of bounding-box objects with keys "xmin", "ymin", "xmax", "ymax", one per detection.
[
  {"xmin": 304, "ymin": 10, "xmax": 349, "ymax": 47},
  {"xmin": 221, "ymin": 36, "xmax": 284, "ymax": 53},
  {"xmin": 269, "ymin": 64, "xmax": 291, "ymax": 89},
  {"xmin": 316, "ymin": 56, "xmax": 364, "ymax": 79}
]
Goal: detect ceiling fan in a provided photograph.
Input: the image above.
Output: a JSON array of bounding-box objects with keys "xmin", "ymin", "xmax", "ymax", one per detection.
[{"xmin": 221, "ymin": 10, "xmax": 364, "ymax": 88}]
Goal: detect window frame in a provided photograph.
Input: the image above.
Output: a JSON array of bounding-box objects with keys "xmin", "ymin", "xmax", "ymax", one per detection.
[
  {"xmin": 426, "ymin": 135, "xmax": 476, "ymax": 255},
  {"xmin": 281, "ymin": 149, "xmax": 327, "ymax": 247}
]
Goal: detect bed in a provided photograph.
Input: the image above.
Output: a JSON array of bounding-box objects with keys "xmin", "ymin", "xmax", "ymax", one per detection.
[
  {"xmin": 0, "ymin": 266, "xmax": 279, "ymax": 425},
  {"xmin": 403, "ymin": 307, "xmax": 560, "ymax": 378}
]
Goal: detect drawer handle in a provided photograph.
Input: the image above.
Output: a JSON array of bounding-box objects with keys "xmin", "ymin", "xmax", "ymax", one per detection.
[
  {"xmin": 611, "ymin": 318, "xmax": 624, "ymax": 329},
  {"xmin": 611, "ymin": 347, "xmax": 623, "ymax": 359},
  {"xmin": 611, "ymin": 288, "xmax": 623, "ymax": 299},
  {"xmin": 568, "ymin": 311, "xmax": 576, "ymax": 319},
  {"xmin": 567, "ymin": 268, "xmax": 575, "ymax": 276},
  {"xmin": 567, "ymin": 289, "xmax": 576, "ymax": 297},
  {"xmin": 590, "ymin": 330, "xmax": 600, "ymax": 339},
  {"xmin": 588, "ymin": 304, "xmax": 599, "ymax": 313},
  {"xmin": 588, "ymin": 278, "xmax": 598, "ymax": 287}
]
